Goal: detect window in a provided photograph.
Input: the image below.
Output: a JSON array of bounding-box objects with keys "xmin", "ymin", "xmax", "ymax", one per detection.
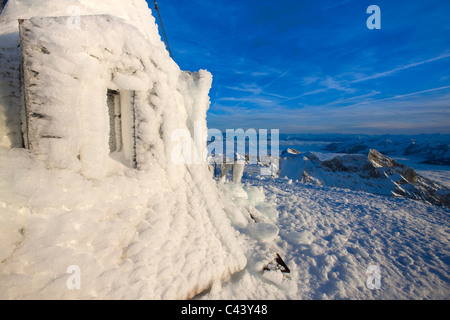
[
  {"xmin": 107, "ymin": 89, "xmax": 137, "ymax": 168},
  {"xmin": 107, "ymin": 89, "xmax": 122, "ymax": 153}
]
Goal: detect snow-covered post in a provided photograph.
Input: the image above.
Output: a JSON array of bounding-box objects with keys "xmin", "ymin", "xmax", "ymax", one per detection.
[
  {"xmin": 232, "ymin": 163, "xmax": 245, "ymax": 184},
  {"xmin": 220, "ymin": 163, "xmax": 233, "ymax": 181},
  {"xmin": 66, "ymin": 5, "xmax": 81, "ymax": 30}
]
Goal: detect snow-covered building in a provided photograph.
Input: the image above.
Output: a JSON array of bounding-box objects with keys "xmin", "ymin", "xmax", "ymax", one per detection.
[
  {"xmin": 0, "ymin": 0, "xmax": 247, "ymax": 299},
  {"xmin": 2, "ymin": 2, "xmax": 213, "ymax": 178}
]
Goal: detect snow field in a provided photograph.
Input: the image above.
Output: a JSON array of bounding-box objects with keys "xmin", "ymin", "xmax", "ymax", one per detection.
[
  {"xmin": 0, "ymin": 146, "xmax": 247, "ymax": 299},
  {"xmin": 203, "ymin": 166, "xmax": 449, "ymax": 300}
]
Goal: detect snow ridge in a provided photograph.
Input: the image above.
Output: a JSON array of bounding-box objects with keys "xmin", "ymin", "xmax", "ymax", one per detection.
[{"xmin": 279, "ymin": 149, "xmax": 450, "ymax": 207}]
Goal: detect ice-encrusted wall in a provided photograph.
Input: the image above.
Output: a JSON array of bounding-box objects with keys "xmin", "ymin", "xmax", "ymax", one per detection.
[
  {"xmin": 19, "ymin": 15, "xmax": 212, "ymax": 178},
  {"xmin": 0, "ymin": 0, "xmax": 169, "ymax": 149}
]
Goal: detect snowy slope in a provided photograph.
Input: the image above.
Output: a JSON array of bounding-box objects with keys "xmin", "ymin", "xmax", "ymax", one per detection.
[
  {"xmin": 201, "ymin": 164, "xmax": 450, "ymax": 300},
  {"xmin": 0, "ymin": 146, "xmax": 248, "ymax": 300}
]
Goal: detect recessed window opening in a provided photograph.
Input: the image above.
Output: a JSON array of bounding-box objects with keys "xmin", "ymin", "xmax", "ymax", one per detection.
[
  {"xmin": 107, "ymin": 89, "xmax": 122, "ymax": 153},
  {"xmin": 107, "ymin": 89, "xmax": 137, "ymax": 169}
]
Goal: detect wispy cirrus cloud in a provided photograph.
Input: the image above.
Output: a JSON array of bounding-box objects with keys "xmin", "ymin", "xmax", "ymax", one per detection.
[
  {"xmin": 345, "ymin": 85, "xmax": 450, "ymax": 107},
  {"xmin": 284, "ymin": 76, "xmax": 355, "ymax": 100},
  {"xmin": 261, "ymin": 69, "xmax": 290, "ymax": 89},
  {"xmin": 281, "ymin": 52, "xmax": 450, "ymax": 103},
  {"xmin": 226, "ymin": 84, "xmax": 263, "ymax": 95},
  {"xmin": 218, "ymin": 96, "xmax": 279, "ymax": 107},
  {"xmin": 226, "ymin": 84, "xmax": 290, "ymax": 100},
  {"xmin": 163, "ymin": 0, "xmax": 450, "ymax": 134},
  {"xmin": 350, "ymin": 52, "xmax": 450, "ymax": 84},
  {"xmin": 322, "ymin": 91, "xmax": 380, "ymax": 107},
  {"xmin": 210, "ymin": 89, "xmax": 450, "ymax": 134}
]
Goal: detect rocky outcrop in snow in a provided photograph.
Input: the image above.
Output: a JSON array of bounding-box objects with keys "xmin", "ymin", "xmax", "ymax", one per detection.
[{"xmin": 280, "ymin": 149, "xmax": 450, "ymax": 207}]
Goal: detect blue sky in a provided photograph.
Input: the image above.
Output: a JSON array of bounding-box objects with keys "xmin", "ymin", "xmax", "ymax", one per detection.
[{"xmin": 149, "ymin": 0, "xmax": 450, "ymax": 134}]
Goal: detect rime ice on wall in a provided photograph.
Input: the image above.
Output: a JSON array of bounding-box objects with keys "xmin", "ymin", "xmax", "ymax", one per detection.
[
  {"xmin": 0, "ymin": 0, "xmax": 168, "ymax": 148},
  {"xmin": 19, "ymin": 15, "xmax": 174, "ymax": 175},
  {"xmin": 18, "ymin": 15, "xmax": 214, "ymax": 178},
  {"xmin": 0, "ymin": 0, "xmax": 246, "ymax": 299}
]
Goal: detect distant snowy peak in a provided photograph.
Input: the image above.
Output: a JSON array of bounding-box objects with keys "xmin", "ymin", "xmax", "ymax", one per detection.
[
  {"xmin": 285, "ymin": 148, "xmax": 301, "ymax": 155},
  {"xmin": 325, "ymin": 135, "xmax": 450, "ymax": 163},
  {"xmin": 280, "ymin": 149, "xmax": 450, "ymax": 207}
]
